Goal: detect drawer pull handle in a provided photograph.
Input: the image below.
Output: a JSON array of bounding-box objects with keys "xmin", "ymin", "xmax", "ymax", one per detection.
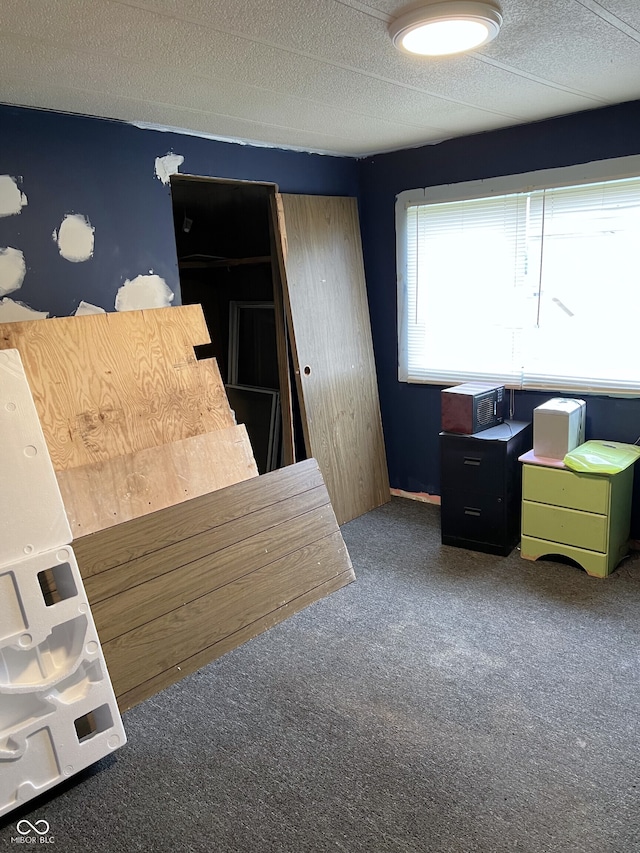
[
  {"xmin": 463, "ymin": 457, "xmax": 481, "ymax": 466},
  {"xmin": 464, "ymin": 507, "xmax": 482, "ymax": 517}
]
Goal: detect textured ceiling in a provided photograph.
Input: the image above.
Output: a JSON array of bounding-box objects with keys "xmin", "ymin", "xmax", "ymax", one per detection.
[{"xmin": 1, "ymin": 0, "xmax": 639, "ymax": 156}]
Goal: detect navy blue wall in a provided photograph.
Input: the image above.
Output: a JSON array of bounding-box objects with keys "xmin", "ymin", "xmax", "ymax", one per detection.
[
  {"xmin": 0, "ymin": 104, "xmax": 357, "ymax": 318},
  {"xmin": 357, "ymin": 100, "xmax": 640, "ymax": 534}
]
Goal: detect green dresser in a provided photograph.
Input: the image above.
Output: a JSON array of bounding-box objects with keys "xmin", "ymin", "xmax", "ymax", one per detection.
[{"xmin": 520, "ymin": 456, "xmax": 634, "ymax": 578}]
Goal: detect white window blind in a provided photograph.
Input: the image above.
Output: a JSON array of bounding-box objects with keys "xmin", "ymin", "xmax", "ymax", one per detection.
[{"xmin": 398, "ymin": 171, "xmax": 640, "ymax": 396}]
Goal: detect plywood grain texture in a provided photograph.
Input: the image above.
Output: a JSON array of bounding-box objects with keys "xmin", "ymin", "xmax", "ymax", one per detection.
[
  {"xmin": 0, "ymin": 306, "xmax": 235, "ymax": 471},
  {"xmin": 56, "ymin": 425, "xmax": 258, "ymax": 537},
  {"xmin": 277, "ymin": 193, "xmax": 389, "ymax": 525},
  {"xmin": 73, "ymin": 459, "xmax": 355, "ymax": 711}
]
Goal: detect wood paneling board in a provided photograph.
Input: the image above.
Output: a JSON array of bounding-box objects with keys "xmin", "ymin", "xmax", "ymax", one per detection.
[
  {"xmin": 103, "ymin": 531, "xmax": 351, "ymax": 697},
  {"xmin": 0, "ymin": 306, "xmax": 235, "ymax": 471},
  {"xmin": 72, "ymin": 459, "xmax": 354, "ymax": 711},
  {"xmin": 56, "ymin": 425, "xmax": 258, "ymax": 537},
  {"xmin": 74, "ymin": 457, "xmax": 324, "ymax": 576},
  {"xmin": 83, "ymin": 484, "xmax": 329, "ymax": 604},
  {"xmin": 115, "ymin": 571, "xmax": 353, "ymax": 713},
  {"xmin": 277, "ymin": 193, "xmax": 389, "ymax": 524},
  {"xmin": 91, "ymin": 503, "xmax": 339, "ymax": 642}
]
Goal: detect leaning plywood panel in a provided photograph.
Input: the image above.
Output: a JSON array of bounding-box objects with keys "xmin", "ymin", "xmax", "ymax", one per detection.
[
  {"xmin": 0, "ymin": 306, "xmax": 235, "ymax": 471},
  {"xmin": 73, "ymin": 459, "xmax": 355, "ymax": 712},
  {"xmin": 56, "ymin": 425, "xmax": 259, "ymax": 538},
  {"xmin": 0, "ymin": 349, "xmax": 71, "ymax": 567},
  {"xmin": 275, "ymin": 194, "xmax": 389, "ymax": 525}
]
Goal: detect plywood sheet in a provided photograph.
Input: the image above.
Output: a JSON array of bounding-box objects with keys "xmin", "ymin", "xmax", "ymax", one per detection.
[
  {"xmin": 269, "ymin": 192, "xmax": 296, "ymax": 466},
  {"xmin": 0, "ymin": 306, "xmax": 235, "ymax": 471},
  {"xmin": 73, "ymin": 459, "xmax": 355, "ymax": 711},
  {"xmin": 56, "ymin": 425, "xmax": 259, "ymax": 538},
  {"xmin": 276, "ymin": 193, "xmax": 389, "ymax": 525},
  {"xmin": 0, "ymin": 349, "xmax": 71, "ymax": 567}
]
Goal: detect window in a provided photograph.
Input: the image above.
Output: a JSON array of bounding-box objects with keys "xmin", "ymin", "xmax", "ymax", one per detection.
[{"xmin": 396, "ymin": 156, "xmax": 640, "ymax": 396}]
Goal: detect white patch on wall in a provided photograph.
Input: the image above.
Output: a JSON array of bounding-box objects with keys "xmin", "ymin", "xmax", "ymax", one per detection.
[
  {"xmin": 115, "ymin": 273, "xmax": 174, "ymax": 312},
  {"xmin": 53, "ymin": 214, "xmax": 95, "ymax": 262},
  {"xmin": 155, "ymin": 153, "xmax": 184, "ymax": 185},
  {"xmin": 0, "ymin": 298, "xmax": 48, "ymax": 322},
  {"xmin": 75, "ymin": 300, "xmax": 106, "ymax": 316},
  {"xmin": 0, "ymin": 248, "xmax": 27, "ymax": 296},
  {"xmin": 0, "ymin": 175, "xmax": 28, "ymax": 217}
]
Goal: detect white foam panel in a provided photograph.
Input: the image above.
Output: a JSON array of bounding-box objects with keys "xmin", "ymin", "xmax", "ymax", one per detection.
[
  {"xmin": 0, "ymin": 546, "xmax": 126, "ymax": 818},
  {"xmin": 0, "ymin": 349, "xmax": 72, "ymax": 568}
]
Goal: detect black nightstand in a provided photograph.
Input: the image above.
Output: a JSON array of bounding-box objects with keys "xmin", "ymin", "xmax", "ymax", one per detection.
[{"xmin": 439, "ymin": 420, "xmax": 533, "ymax": 556}]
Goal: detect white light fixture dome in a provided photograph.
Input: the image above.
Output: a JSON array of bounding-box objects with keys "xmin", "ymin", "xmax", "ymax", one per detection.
[{"xmin": 389, "ymin": 1, "xmax": 502, "ymax": 56}]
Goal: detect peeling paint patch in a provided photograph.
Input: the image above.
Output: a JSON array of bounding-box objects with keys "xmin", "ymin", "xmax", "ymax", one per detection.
[
  {"xmin": 53, "ymin": 214, "xmax": 95, "ymax": 262},
  {"xmin": 115, "ymin": 273, "xmax": 174, "ymax": 312},
  {"xmin": 75, "ymin": 300, "xmax": 106, "ymax": 316},
  {"xmin": 0, "ymin": 176, "xmax": 28, "ymax": 217},
  {"xmin": 0, "ymin": 248, "xmax": 26, "ymax": 296},
  {"xmin": 0, "ymin": 298, "xmax": 48, "ymax": 322},
  {"xmin": 155, "ymin": 153, "xmax": 184, "ymax": 185}
]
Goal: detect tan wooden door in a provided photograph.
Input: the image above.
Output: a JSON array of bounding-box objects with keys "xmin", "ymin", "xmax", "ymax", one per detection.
[{"xmin": 274, "ymin": 193, "xmax": 389, "ymax": 525}]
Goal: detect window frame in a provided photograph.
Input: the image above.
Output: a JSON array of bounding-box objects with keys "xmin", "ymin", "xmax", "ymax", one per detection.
[{"xmin": 396, "ymin": 154, "xmax": 640, "ymax": 396}]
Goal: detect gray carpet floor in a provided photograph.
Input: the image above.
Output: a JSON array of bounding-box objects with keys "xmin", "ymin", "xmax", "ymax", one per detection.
[{"xmin": 1, "ymin": 496, "xmax": 640, "ymax": 852}]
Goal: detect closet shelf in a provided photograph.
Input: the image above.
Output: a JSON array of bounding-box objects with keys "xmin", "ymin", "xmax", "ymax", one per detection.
[{"xmin": 179, "ymin": 255, "xmax": 272, "ymax": 269}]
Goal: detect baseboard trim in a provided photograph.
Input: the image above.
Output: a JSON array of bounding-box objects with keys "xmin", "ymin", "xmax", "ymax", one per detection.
[{"xmin": 390, "ymin": 488, "xmax": 441, "ymax": 506}]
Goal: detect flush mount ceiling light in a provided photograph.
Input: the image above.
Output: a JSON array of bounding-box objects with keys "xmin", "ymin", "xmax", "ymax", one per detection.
[{"xmin": 389, "ymin": 1, "xmax": 502, "ymax": 56}]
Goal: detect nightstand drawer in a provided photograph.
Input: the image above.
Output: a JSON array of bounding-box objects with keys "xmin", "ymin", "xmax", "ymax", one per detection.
[
  {"xmin": 522, "ymin": 500, "xmax": 607, "ymax": 552},
  {"xmin": 523, "ymin": 465, "xmax": 609, "ymax": 514}
]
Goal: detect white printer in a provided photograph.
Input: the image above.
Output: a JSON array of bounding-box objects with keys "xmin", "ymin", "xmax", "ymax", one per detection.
[{"xmin": 533, "ymin": 398, "xmax": 586, "ymax": 459}]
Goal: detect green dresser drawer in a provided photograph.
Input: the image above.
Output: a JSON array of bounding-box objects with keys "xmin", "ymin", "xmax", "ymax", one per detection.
[
  {"xmin": 522, "ymin": 465, "xmax": 609, "ymax": 514},
  {"xmin": 522, "ymin": 500, "xmax": 608, "ymax": 552},
  {"xmin": 520, "ymin": 535, "xmax": 611, "ymax": 578}
]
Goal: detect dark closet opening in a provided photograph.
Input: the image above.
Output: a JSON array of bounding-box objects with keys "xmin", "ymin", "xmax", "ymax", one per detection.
[{"xmin": 169, "ymin": 176, "xmax": 304, "ymax": 473}]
